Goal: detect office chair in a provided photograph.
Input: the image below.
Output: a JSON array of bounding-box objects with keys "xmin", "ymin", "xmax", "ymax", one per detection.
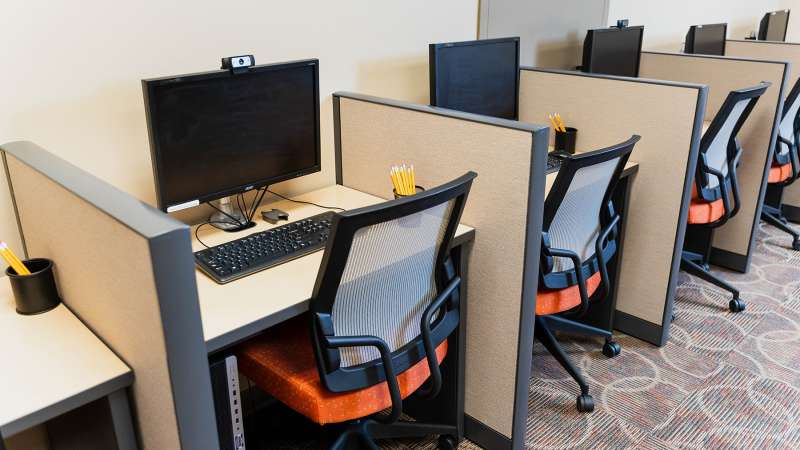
[
  {"xmin": 235, "ymin": 172, "xmax": 476, "ymax": 450},
  {"xmin": 682, "ymin": 83, "xmax": 771, "ymax": 313},
  {"xmin": 536, "ymin": 135, "xmax": 639, "ymax": 413},
  {"xmin": 762, "ymin": 78, "xmax": 800, "ymax": 250}
]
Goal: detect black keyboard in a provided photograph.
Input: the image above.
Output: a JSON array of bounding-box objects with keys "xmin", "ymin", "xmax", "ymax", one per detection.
[
  {"xmin": 195, "ymin": 212, "xmax": 335, "ymax": 284},
  {"xmin": 547, "ymin": 153, "xmax": 563, "ymax": 174}
]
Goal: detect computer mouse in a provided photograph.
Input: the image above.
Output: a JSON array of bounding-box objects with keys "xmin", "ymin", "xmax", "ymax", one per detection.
[{"xmin": 261, "ymin": 208, "xmax": 289, "ymax": 224}]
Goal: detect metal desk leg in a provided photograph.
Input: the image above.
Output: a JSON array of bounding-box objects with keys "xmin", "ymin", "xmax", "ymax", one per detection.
[{"xmin": 108, "ymin": 389, "xmax": 138, "ymax": 450}]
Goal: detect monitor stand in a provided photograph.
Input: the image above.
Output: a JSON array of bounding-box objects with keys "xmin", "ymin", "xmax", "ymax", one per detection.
[{"xmin": 209, "ymin": 196, "xmax": 256, "ymax": 232}]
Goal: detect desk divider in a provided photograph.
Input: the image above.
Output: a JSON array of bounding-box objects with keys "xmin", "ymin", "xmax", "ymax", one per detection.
[
  {"xmin": 0, "ymin": 142, "xmax": 218, "ymax": 450},
  {"xmin": 333, "ymin": 92, "xmax": 548, "ymax": 450},
  {"xmin": 639, "ymin": 52, "xmax": 789, "ymax": 272},
  {"xmin": 725, "ymin": 40, "xmax": 800, "ymax": 221},
  {"xmin": 518, "ymin": 68, "xmax": 706, "ymax": 346}
]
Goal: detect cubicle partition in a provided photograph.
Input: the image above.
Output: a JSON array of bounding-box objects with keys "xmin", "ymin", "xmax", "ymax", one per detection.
[
  {"xmin": 519, "ymin": 68, "xmax": 706, "ymax": 345},
  {"xmin": 725, "ymin": 40, "xmax": 800, "ymax": 222},
  {"xmin": 639, "ymin": 52, "xmax": 789, "ymax": 272},
  {"xmin": 0, "ymin": 142, "xmax": 219, "ymax": 450},
  {"xmin": 333, "ymin": 92, "xmax": 548, "ymax": 450}
]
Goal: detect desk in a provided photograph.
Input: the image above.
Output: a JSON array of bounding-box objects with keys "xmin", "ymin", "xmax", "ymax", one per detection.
[
  {"xmin": 0, "ymin": 278, "xmax": 135, "ymax": 449},
  {"xmin": 195, "ymin": 184, "xmax": 474, "ymax": 353}
]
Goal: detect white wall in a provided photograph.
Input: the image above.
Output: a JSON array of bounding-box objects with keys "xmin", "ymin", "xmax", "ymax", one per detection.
[
  {"xmin": 607, "ymin": 0, "xmax": 800, "ymax": 51},
  {"xmin": 0, "ymin": 0, "xmax": 478, "ymax": 256},
  {"xmin": 479, "ymin": 0, "xmax": 609, "ymax": 68}
]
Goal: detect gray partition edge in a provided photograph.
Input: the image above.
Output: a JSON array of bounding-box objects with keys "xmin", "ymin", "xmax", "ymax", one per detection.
[
  {"xmin": 518, "ymin": 67, "xmax": 708, "ymax": 345},
  {"xmin": 0, "ymin": 141, "xmax": 220, "ymax": 450},
  {"xmin": 332, "ymin": 92, "xmax": 549, "ymax": 450}
]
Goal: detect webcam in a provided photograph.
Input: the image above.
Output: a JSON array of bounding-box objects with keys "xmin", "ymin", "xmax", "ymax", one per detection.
[
  {"xmin": 615, "ymin": 19, "xmax": 629, "ymax": 29},
  {"xmin": 221, "ymin": 55, "xmax": 255, "ymax": 74}
]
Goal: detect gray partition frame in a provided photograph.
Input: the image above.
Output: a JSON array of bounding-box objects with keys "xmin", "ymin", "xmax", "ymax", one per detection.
[
  {"xmin": 518, "ymin": 67, "xmax": 707, "ymax": 346},
  {"xmin": 0, "ymin": 141, "xmax": 219, "ymax": 450},
  {"xmin": 333, "ymin": 92, "xmax": 548, "ymax": 450}
]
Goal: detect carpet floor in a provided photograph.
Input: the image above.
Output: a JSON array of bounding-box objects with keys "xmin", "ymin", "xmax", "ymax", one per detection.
[
  {"xmin": 526, "ymin": 222, "xmax": 800, "ymax": 450},
  {"xmin": 247, "ymin": 222, "xmax": 800, "ymax": 449}
]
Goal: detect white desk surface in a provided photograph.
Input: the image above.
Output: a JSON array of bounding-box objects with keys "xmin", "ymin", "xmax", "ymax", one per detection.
[
  {"xmin": 195, "ymin": 184, "xmax": 474, "ymax": 353},
  {"xmin": 0, "ymin": 278, "xmax": 132, "ymax": 437}
]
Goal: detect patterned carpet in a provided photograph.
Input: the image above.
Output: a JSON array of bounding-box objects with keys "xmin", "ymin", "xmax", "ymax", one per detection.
[
  {"xmin": 527, "ymin": 222, "xmax": 800, "ymax": 450},
  {"xmin": 245, "ymin": 222, "xmax": 800, "ymax": 449}
]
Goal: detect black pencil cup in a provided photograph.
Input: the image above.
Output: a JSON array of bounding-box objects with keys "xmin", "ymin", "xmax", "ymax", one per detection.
[
  {"xmin": 393, "ymin": 186, "xmax": 426, "ymax": 199},
  {"xmin": 554, "ymin": 127, "xmax": 578, "ymax": 154},
  {"xmin": 7, "ymin": 258, "xmax": 61, "ymax": 315}
]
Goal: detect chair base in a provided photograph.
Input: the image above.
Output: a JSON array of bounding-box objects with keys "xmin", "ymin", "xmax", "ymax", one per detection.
[
  {"xmin": 681, "ymin": 253, "xmax": 745, "ymax": 312},
  {"xmin": 534, "ymin": 315, "xmax": 620, "ymax": 413},
  {"xmin": 328, "ymin": 419, "xmax": 458, "ymax": 450},
  {"xmin": 762, "ymin": 205, "xmax": 800, "ymax": 250}
]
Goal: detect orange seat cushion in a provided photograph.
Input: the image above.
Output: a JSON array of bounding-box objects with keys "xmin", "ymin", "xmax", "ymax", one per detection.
[
  {"xmin": 536, "ymin": 271, "xmax": 602, "ymax": 315},
  {"xmin": 688, "ymin": 182, "xmax": 725, "ymax": 224},
  {"xmin": 688, "ymin": 198, "xmax": 725, "ymax": 224},
  {"xmin": 235, "ymin": 315, "xmax": 447, "ymax": 425},
  {"xmin": 768, "ymin": 163, "xmax": 793, "ymax": 183}
]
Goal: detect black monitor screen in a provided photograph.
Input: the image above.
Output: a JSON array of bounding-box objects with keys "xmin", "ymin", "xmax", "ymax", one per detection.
[
  {"xmin": 761, "ymin": 10, "xmax": 790, "ymax": 41},
  {"xmin": 429, "ymin": 37, "xmax": 520, "ymax": 120},
  {"xmin": 687, "ymin": 24, "xmax": 727, "ymax": 55},
  {"xmin": 143, "ymin": 60, "xmax": 321, "ymax": 211},
  {"xmin": 583, "ymin": 26, "xmax": 644, "ymax": 77}
]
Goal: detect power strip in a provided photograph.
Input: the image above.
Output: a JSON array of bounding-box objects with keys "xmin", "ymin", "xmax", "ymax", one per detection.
[{"xmin": 226, "ymin": 356, "xmax": 246, "ymax": 450}]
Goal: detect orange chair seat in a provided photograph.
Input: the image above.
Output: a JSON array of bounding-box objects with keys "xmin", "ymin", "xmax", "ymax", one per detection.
[
  {"xmin": 688, "ymin": 198, "xmax": 725, "ymax": 224},
  {"xmin": 235, "ymin": 315, "xmax": 447, "ymax": 425},
  {"xmin": 768, "ymin": 163, "xmax": 793, "ymax": 183},
  {"xmin": 688, "ymin": 183, "xmax": 725, "ymax": 224},
  {"xmin": 536, "ymin": 271, "xmax": 602, "ymax": 315}
]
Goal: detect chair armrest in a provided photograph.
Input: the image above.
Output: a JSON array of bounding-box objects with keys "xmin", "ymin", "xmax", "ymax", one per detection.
[
  {"xmin": 416, "ymin": 276, "xmax": 461, "ymax": 399},
  {"xmin": 324, "ymin": 335, "xmax": 403, "ymax": 423},
  {"xmin": 545, "ymin": 247, "xmax": 590, "ymax": 317},
  {"xmin": 594, "ymin": 214, "xmax": 621, "ymax": 301}
]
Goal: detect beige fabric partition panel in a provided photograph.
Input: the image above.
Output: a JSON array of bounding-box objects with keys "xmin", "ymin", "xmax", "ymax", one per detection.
[
  {"xmin": 2, "ymin": 143, "xmax": 218, "ymax": 450},
  {"xmin": 519, "ymin": 69, "xmax": 704, "ymax": 331},
  {"xmin": 726, "ymin": 40, "xmax": 800, "ymax": 211},
  {"xmin": 335, "ymin": 94, "xmax": 546, "ymax": 440},
  {"xmin": 640, "ymin": 52, "xmax": 788, "ymax": 268}
]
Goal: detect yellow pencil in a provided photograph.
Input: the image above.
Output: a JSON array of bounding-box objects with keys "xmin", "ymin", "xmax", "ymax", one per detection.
[
  {"xmin": 0, "ymin": 243, "xmax": 29, "ymax": 275},
  {"xmin": 555, "ymin": 113, "xmax": 567, "ymax": 132},
  {"xmin": 2, "ymin": 243, "xmax": 29, "ymax": 275},
  {"xmin": 410, "ymin": 165, "xmax": 416, "ymax": 194},
  {"xmin": 390, "ymin": 169, "xmax": 401, "ymax": 193},
  {"xmin": 547, "ymin": 114, "xmax": 558, "ymax": 132},
  {"xmin": 399, "ymin": 164, "xmax": 410, "ymax": 195}
]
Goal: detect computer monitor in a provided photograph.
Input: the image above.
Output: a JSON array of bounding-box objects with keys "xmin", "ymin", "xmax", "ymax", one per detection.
[
  {"xmin": 142, "ymin": 59, "xmax": 321, "ymax": 214},
  {"xmin": 429, "ymin": 37, "xmax": 520, "ymax": 120},
  {"xmin": 685, "ymin": 23, "xmax": 727, "ymax": 55},
  {"xmin": 759, "ymin": 10, "xmax": 791, "ymax": 41},
  {"xmin": 582, "ymin": 26, "xmax": 644, "ymax": 78}
]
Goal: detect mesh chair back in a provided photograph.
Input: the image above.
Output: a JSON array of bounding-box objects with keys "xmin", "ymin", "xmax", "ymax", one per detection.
[
  {"xmin": 777, "ymin": 79, "xmax": 800, "ymax": 161},
  {"xmin": 696, "ymin": 83, "xmax": 770, "ymax": 199},
  {"xmin": 331, "ymin": 200, "xmax": 454, "ymax": 367},
  {"xmin": 543, "ymin": 136, "xmax": 638, "ymax": 277},
  {"xmin": 310, "ymin": 172, "xmax": 475, "ymax": 392}
]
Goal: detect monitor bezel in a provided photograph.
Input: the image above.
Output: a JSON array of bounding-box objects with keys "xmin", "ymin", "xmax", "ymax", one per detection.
[
  {"xmin": 760, "ymin": 10, "xmax": 791, "ymax": 41},
  {"xmin": 142, "ymin": 59, "xmax": 322, "ymax": 212},
  {"xmin": 429, "ymin": 36, "xmax": 521, "ymax": 120},
  {"xmin": 686, "ymin": 23, "xmax": 728, "ymax": 55},
  {"xmin": 583, "ymin": 25, "xmax": 645, "ymax": 78}
]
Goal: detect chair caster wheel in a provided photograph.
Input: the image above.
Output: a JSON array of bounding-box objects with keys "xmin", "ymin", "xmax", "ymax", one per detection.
[
  {"xmin": 793, "ymin": 239, "xmax": 800, "ymax": 251},
  {"xmin": 576, "ymin": 394, "xmax": 595, "ymax": 412},
  {"xmin": 602, "ymin": 341, "xmax": 621, "ymax": 358},
  {"xmin": 438, "ymin": 434, "xmax": 458, "ymax": 450},
  {"xmin": 729, "ymin": 298, "xmax": 746, "ymax": 313}
]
